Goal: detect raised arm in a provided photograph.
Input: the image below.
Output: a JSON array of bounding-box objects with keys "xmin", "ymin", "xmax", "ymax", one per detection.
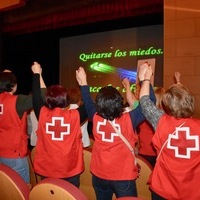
[
  {"xmin": 139, "ymin": 64, "xmax": 164, "ymax": 130},
  {"xmin": 174, "ymin": 71, "xmax": 182, "ymax": 85},
  {"xmin": 31, "ymin": 62, "xmax": 46, "ymax": 119},
  {"xmin": 122, "ymin": 78, "xmax": 138, "ymax": 109},
  {"xmin": 76, "ymin": 67, "xmax": 96, "ymax": 119}
]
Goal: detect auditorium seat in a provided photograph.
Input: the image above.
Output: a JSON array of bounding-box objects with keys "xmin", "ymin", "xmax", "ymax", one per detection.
[
  {"xmin": 27, "ymin": 154, "xmax": 37, "ymax": 187},
  {"xmin": 29, "ymin": 178, "xmax": 88, "ymax": 200},
  {"xmin": 0, "ymin": 164, "xmax": 30, "ymax": 200},
  {"xmin": 30, "ymin": 146, "xmax": 42, "ymax": 183},
  {"xmin": 135, "ymin": 155, "xmax": 153, "ymax": 200}
]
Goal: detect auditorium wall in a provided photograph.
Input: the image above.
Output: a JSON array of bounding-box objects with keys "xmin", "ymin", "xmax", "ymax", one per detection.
[{"xmin": 164, "ymin": 0, "xmax": 200, "ymax": 117}]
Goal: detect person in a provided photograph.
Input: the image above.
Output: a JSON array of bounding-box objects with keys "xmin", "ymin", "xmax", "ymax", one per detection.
[
  {"xmin": 31, "ymin": 63, "xmax": 88, "ymax": 188},
  {"xmin": 27, "ymin": 109, "xmax": 38, "ymax": 149},
  {"xmin": 68, "ymin": 87, "xmax": 90, "ymax": 148},
  {"xmin": 75, "ymin": 66, "xmax": 156, "ymax": 200},
  {"xmin": 0, "ymin": 64, "xmax": 46, "ymax": 184},
  {"xmin": 139, "ymin": 65, "xmax": 200, "ymax": 200}
]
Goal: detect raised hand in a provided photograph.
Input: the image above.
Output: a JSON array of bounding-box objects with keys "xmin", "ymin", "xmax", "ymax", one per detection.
[
  {"xmin": 76, "ymin": 67, "xmax": 87, "ymax": 86},
  {"xmin": 144, "ymin": 65, "xmax": 153, "ymax": 80},
  {"xmin": 31, "ymin": 62, "xmax": 42, "ymax": 74},
  {"xmin": 174, "ymin": 72, "xmax": 181, "ymax": 84},
  {"xmin": 122, "ymin": 78, "xmax": 130, "ymax": 89},
  {"xmin": 138, "ymin": 62, "xmax": 148, "ymax": 81}
]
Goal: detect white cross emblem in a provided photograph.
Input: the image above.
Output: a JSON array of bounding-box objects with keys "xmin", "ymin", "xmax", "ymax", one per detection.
[
  {"xmin": 97, "ymin": 119, "xmax": 120, "ymax": 142},
  {"xmin": 167, "ymin": 127, "xmax": 199, "ymax": 159},
  {"xmin": 46, "ymin": 117, "xmax": 70, "ymax": 141},
  {"xmin": 0, "ymin": 104, "xmax": 3, "ymax": 114}
]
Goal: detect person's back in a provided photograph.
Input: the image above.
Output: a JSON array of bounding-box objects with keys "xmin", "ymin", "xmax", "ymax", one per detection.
[
  {"xmin": 34, "ymin": 105, "xmax": 84, "ymax": 179},
  {"xmin": 139, "ymin": 65, "xmax": 200, "ymax": 200},
  {"xmin": 151, "ymin": 114, "xmax": 200, "ymax": 199},
  {"xmin": 76, "ymin": 66, "xmax": 156, "ymax": 200},
  {"xmin": 0, "ymin": 70, "xmax": 30, "ymax": 184},
  {"xmin": 32, "ymin": 66, "xmax": 88, "ymax": 188},
  {"xmin": 91, "ymin": 112, "xmax": 138, "ymax": 180}
]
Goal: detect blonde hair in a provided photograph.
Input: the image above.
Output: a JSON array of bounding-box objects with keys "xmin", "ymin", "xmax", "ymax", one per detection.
[
  {"xmin": 162, "ymin": 84, "xmax": 194, "ymax": 118},
  {"xmin": 154, "ymin": 87, "xmax": 165, "ymax": 109}
]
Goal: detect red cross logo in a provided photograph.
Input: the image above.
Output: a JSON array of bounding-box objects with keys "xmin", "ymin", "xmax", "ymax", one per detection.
[
  {"xmin": 97, "ymin": 119, "xmax": 120, "ymax": 142},
  {"xmin": 167, "ymin": 127, "xmax": 199, "ymax": 159},
  {"xmin": 0, "ymin": 104, "xmax": 3, "ymax": 114},
  {"xmin": 46, "ymin": 117, "xmax": 70, "ymax": 141}
]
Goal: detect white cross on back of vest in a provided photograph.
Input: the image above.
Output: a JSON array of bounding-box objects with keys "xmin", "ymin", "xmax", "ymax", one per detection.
[
  {"xmin": 97, "ymin": 119, "xmax": 120, "ymax": 142},
  {"xmin": 167, "ymin": 126, "xmax": 199, "ymax": 159},
  {"xmin": 46, "ymin": 117, "xmax": 70, "ymax": 141}
]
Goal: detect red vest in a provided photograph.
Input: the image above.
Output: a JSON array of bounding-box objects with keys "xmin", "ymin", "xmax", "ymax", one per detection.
[
  {"xmin": 0, "ymin": 93, "xmax": 28, "ymax": 158},
  {"xmin": 34, "ymin": 106, "xmax": 84, "ymax": 178},
  {"xmin": 138, "ymin": 121, "xmax": 156, "ymax": 156},
  {"xmin": 91, "ymin": 113, "xmax": 138, "ymax": 180},
  {"xmin": 150, "ymin": 114, "xmax": 200, "ymax": 199}
]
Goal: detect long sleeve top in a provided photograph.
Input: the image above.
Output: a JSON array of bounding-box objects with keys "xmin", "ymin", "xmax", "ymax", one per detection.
[{"xmin": 140, "ymin": 95, "xmax": 164, "ymax": 130}]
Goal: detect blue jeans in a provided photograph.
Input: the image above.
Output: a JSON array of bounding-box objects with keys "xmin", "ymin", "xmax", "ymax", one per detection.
[
  {"xmin": 92, "ymin": 174, "xmax": 137, "ymax": 200},
  {"xmin": 151, "ymin": 189, "xmax": 166, "ymax": 200},
  {"xmin": 0, "ymin": 156, "xmax": 30, "ymax": 184}
]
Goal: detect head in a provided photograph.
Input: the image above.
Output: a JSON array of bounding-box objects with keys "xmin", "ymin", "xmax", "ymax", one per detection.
[
  {"xmin": 0, "ymin": 72, "xmax": 17, "ymax": 94},
  {"xmin": 154, "ymin": 87, "xmax": 165, "ymax": 109},
  {"xmin": 95, "ymin": 86, "xmax": 124, "ymax": 121},
  {"xmin": 162, "ymin": 84, "xmax": 194, "ymax": 118},
  {"xmin": 45, "ymin": 85, "xmax": 69, "ymax": 109},
  {"xmin": 68, "ymin": 87, "xmax": 82, "ymax": 106}
]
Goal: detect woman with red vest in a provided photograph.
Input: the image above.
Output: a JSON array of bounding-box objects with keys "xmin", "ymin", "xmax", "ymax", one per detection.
[
  {"xmin": 0, "ymin": 63, "xmax": 46, "ymax": 184},
  {"xmin": 31, "ymin": 63, "xmax": 87, "ymax": 188},
  {"xmin": 75, "ymin": 66, "xmax": 156, "ymax": 200},
  {"xmin": 139, "ymin": 65, "xmax": 200, "ymax": 200}
]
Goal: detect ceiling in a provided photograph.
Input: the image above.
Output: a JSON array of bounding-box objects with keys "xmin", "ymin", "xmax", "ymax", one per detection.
[{"xmin": 0, "ymin": 0, "xmax": 163, "ymax": 35}]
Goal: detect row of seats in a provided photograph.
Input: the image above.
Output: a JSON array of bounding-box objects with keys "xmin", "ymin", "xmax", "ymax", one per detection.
[
  {"xmin": 0, "ymin": 163, "xmax": 88, "ymax": 200},
  {"xmin": 0, "ymin": 138, "xmax": 153, "ymax": 200},
  {"xmin": 0, "ymin": 163, "xmax": 143, "ymax": 200}
]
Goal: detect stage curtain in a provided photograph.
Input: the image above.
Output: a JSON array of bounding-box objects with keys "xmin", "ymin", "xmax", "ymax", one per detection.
[{"xmin": 2, "ymin": 0, "xmax": 163, "ymax": 34}]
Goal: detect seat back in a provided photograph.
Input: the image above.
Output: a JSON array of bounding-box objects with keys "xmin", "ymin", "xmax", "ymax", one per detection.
[
  {"xmin": 80, "ymin": 148, "xmax": 96, "ymax": 200},
  {"xmin": 30, "ymin": 146, "xmax": 42, "ymax": 183},
  {"xmin": 27, "ymin": 154, "xmax": 37, "ymax": 187},
  {"xmin": 0, "ymin": 164, "xmax": 30, "ymax": 200},
  {"xmin": 29, "ymin": 178, "xmax": 88, "ymax": 200},
  {"xmin": 135, "ymin": 155, "xmax": 153, "ymax": 200}
]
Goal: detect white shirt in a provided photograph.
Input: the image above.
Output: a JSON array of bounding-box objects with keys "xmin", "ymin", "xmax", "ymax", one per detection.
[{"xmin": 69, "ymin": 104, "xmax": 90, "ymax": 147}]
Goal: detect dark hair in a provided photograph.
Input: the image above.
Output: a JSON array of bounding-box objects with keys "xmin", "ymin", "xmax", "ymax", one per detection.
[
  {"xmin": 95, "ymin": 86, "xmax": 124, "ymax": 121},
  {"xmin": 162, "ymin": 84, "xmax": 194, "ymax": 118},
  {"xmin": 0, "ymin": 72, "xmax": 17, "ymax": 93},
  {"xmin": 45, "ymin": 85, "xmax": 69, "ymax": 109},
  {"xmin": 68, "ymin": 87, "xmax": 81, "ymax": 104}
]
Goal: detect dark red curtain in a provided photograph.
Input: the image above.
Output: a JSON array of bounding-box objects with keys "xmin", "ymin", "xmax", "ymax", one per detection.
[{"xmin": 3, "ymin": 0, "xmax": 163, "ymax": 34}]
